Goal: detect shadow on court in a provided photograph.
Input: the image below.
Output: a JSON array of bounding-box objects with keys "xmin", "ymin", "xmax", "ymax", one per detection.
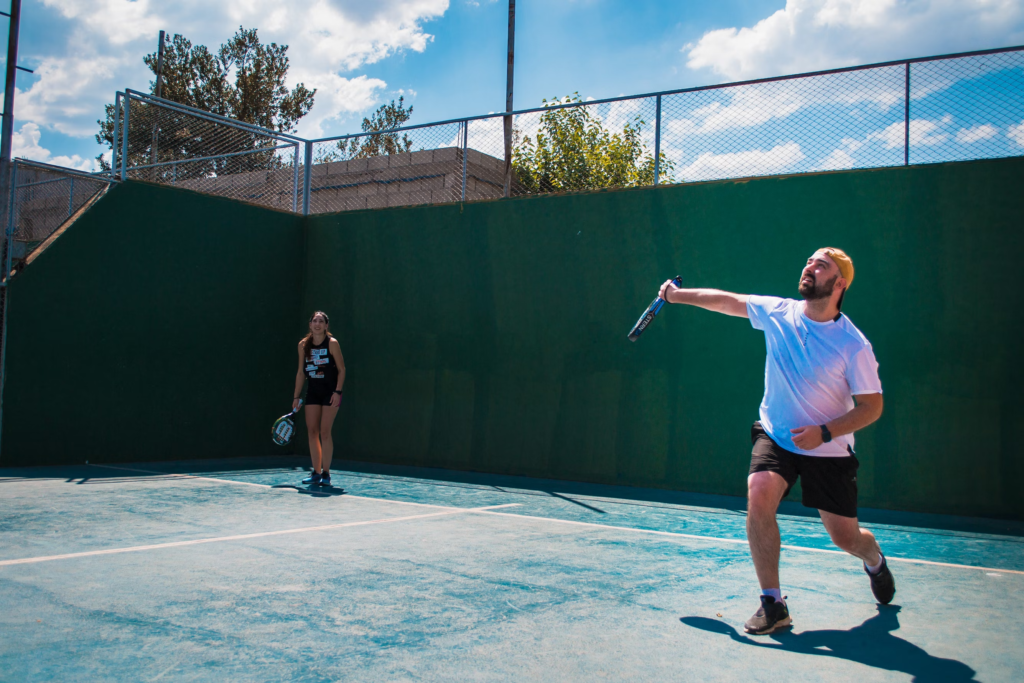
[
  {"xmin": 681, "ymin": 606, "xmax": 976, "ymax": 682},
  {"xmin": 271, "ymin": 483, "xmax": 346, "ymax": 498}
]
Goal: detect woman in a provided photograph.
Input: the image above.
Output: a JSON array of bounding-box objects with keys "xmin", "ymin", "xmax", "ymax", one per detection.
[{"xmin": 293, "ymin": 311, "xmax": 346, "ymax": 486}]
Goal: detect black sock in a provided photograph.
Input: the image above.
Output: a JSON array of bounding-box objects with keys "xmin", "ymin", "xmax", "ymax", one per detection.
[{"xmin": 322, "ymin": 469, "xmax": 329, "ymax": 477}]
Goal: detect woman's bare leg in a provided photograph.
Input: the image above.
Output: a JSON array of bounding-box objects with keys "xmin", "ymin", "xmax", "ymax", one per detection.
[
  {"xmin": 305, "ymin": 404, "xmax": 323, "ymax": 472},
  {"xmin": 319, "ymin": 405, "xmax": 340, "ymax": 471}
]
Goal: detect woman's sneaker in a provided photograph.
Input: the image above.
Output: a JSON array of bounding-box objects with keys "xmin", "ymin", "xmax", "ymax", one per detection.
[
  {"xmin": 320, "ymin": 473, "xmax": 332, "ymax": 486},
  {"xmin": 743, "ymin": 596, "xmax": 792, "ymax": 635},
  {"xmin": 865, "ymin": 553, "xmax": 896, "ymax": 604},
  {"xmin": 302, "ymin": 472, "xmax": 322, "ymax": 485}
]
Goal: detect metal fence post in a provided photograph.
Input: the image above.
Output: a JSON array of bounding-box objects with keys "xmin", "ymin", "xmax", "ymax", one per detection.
[
  {"xmin": 0, "ymin": 161, "xmax": 19, "ymax": 458},
  {"xmin": 111, "ymin": 92, "xmax": 122, "ymax": 179},
  {"xmin": 461, "ymin": 120, "xmax": 468, "ymax": 202},
  {"xmin": 68, "ymin": 177, "xmax": 74, "ymax": 220},
  {"xmin": 302, "ymin": 141, "xmax": 312, "ymax": 216},
  {"xmin": 654, "ymin": 95, "xmax": 662, "ymax": 185},
  {"xmin": 904, "ymin": 62, "xmax": 910, "ymax": 166},
  {"xmin": 120, "ymin": 94, "xmax": 131, "ymax": 181},
  {"xmin": 291, "ymin": 142, "xmax": 300, "ymax": 213}
]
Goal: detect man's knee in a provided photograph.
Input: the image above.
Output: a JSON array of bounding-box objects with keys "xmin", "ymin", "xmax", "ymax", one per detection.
[
  {"xmin": 825, "ymin": 521, "xmax": 861, "ymax": 552},
  {"xmin": 747, "ymin": 472, "xmax": 785, "ymax": 515}
]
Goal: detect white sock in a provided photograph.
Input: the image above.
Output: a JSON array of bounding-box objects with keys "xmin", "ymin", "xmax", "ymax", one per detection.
[
  {"xmin": 865, "ymin": 553, "xmax": 885, "ymax": 574},
  {"xmin": 761, "ymin": 588, "xmax": 783, "ymax": 603}
]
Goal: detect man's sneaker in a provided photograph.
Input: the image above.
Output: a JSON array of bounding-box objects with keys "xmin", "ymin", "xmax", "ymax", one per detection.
[
  {"xmin": 743, "ymin": 596, "xmax": 792, "ymax": 635},
  {"xmin": 865, "ymin": 553, "xmax": 896, "ymax": 604},
  {"xmin": 320, "ymin": 473, "xmax": 332, "ymax": 487},
  {"xmin": 302, "ymin": 472, "xmax": 322, "ymax": 485}
]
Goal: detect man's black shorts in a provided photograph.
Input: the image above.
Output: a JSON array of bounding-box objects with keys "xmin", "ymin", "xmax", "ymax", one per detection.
[{"xmin": 749, "ymin": 421, "xmax": 859, "ymax": 518}]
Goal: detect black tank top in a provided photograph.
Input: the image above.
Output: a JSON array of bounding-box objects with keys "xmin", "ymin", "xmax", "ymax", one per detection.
[{"xmin": 305, "ymin": 336, "xmax": 338, "ymax": 386}]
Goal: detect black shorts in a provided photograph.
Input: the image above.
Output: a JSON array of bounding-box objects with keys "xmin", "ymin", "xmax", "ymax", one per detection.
[
  {"xmin": 749, "ymin": 421, "xmax": 859, "ymax": 518},
  {"xmin": 305, "ymin": 383, "xmax": 338, "ymax": 407}
]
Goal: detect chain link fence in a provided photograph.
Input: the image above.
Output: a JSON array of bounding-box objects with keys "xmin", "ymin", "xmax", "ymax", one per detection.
[
  {"xmin": 6, "ymin": 160, "xmax": 113, "ymax": 275},
  {"xmin": 101, "ymin": 45, "xmax": 1023, "ymax": 215},
  {"xmin": 114, "ymin": 90, "xmax": 303, "ymax": 212}
]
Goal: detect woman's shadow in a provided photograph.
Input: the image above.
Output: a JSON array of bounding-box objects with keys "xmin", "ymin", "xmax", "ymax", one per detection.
[{"xmin": 681, "ymin": 605, "xmax": 976, "ymax": 682}]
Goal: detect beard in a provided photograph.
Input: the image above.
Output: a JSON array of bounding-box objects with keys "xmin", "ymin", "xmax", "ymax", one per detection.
[{"xmin": 799, "ymin": 273, "xmax": 838, "ymax": 301}]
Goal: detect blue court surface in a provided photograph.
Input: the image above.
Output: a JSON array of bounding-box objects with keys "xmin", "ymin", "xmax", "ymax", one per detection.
[{"xmin": 1, "ymin": 457, "xmax": 1022, "ymax": 682}]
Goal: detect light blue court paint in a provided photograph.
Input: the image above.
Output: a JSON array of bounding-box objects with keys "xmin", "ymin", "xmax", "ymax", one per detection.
[{"xmin": 1, "ymin": 457, "xmax": 1021, "ymax": 681}]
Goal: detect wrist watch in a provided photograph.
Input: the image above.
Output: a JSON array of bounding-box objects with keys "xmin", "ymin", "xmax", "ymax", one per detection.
[
  {"xmin": 820, "ymin": 424, "xmax": 832, "ymax": 443},
  {"xmin": 334, "ymin": 389, "xmax": 344, "ymax": 395}
]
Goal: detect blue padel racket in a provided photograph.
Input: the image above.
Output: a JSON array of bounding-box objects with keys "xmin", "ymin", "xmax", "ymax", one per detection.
[
  {"xmin": 628, "ymin": 276, "xmax": 683, "ymax": 341},
  {"xmin": 272, "ymin": 400, "xmax": 303, "ymax": 446}
]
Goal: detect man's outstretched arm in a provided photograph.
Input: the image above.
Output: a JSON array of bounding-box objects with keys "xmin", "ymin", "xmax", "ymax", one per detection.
[{"xmin": 659, "ymin": 280, "xmax": 750, "ymax": 318}]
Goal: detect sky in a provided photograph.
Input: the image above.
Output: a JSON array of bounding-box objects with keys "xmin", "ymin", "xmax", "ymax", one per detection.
[{"xmin": 3, "ymin": 0, "xmax": 1024, "ymax": 173}]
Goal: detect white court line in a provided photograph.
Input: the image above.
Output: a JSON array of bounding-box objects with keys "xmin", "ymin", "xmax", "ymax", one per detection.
[
  {"xmin": 78, "ymin": 464, "xmax": 1024, "ymax": 577},
  {"xmin": 0, "ymin": 503, "xmax": 520, "ymax": 567},
  {"xmin": 473, "ymin": 510, "xmax": 1024, "ymax": 576},
  {"xmin": 88, "ymin": 464, "xmax": 466, "ymax": 511}
]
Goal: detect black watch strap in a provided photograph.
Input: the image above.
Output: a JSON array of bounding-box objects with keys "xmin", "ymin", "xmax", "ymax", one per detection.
[{"xmin": 820, "ymin": 424, "xmax": 832, "ymax": 443}]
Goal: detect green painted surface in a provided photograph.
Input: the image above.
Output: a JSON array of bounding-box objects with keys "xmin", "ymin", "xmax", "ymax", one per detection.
[
  {"xmin": 3, "ymin": 158, "xmax": 1022, "ymax": 518},
  {"xmin": 0, "ymin": 181, "xmax": 305, "ymax": 466},
  {"xmin": 305, "ymin": 157, "xmax": 1024, "ymax": 519}
]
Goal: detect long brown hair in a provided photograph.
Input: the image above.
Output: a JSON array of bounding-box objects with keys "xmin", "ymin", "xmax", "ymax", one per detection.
[{"xmin": 302, "ymin": 311, "xmax": 332, "ymax": 360}]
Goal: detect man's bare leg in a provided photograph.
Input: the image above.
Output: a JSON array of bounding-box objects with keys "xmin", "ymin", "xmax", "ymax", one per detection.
[
  {"xmin": 746, "ymin": 471, "xmax": 790, "ymax": 589},
  {"xmin": 819, "ymin": 510, "xmax": 881, "ymax": 566}
]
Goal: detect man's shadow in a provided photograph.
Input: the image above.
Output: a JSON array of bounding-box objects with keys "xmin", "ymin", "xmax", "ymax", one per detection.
[{"xmin": 681, "ymin": 606, "xmax": 976, "ymax": 682}]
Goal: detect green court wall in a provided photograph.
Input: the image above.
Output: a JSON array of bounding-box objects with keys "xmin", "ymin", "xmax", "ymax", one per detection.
[
  {"xmin": 3, "ymin": 158, "xmax": 1021, "ymax": 519},
  {"xmin": 304, "ymin": 157, "xmax": 1024, "ymax": 519},
  {"xmin": 0, "ymin": 181, "xmax": 305, "ymax": 466}
]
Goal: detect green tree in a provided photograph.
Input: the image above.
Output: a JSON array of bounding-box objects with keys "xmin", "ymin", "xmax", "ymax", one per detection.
[
  {"xmin": 512, "ymin": 94, "xmax": 674, "ymax": 193},
  {"xmin": 316, "ymin": 97, "xmax": 414, "ymax": 163},
  {"xmin": 96, "ymin": 27, "xmax": 315, "ymax": 173}
]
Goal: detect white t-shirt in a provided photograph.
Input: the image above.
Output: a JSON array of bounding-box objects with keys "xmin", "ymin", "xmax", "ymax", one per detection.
[{"xmin": 746, "ymin": 295, "xmax": 882, "ymax": 457}]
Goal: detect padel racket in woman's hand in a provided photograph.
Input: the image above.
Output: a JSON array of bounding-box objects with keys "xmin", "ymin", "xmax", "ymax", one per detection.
[
  {"xmin": 272, "ymin": 400, "xmax": 303, "ymax": 445},
  {"xmin": 628, "ymin": 276, "xmax": 683, "ymax": 341}
]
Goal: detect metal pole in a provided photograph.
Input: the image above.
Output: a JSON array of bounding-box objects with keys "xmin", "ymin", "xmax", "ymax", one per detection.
[
  {"xmin": 302, "ymin": 141, "xmax": 312, "ymax": 216},
  {"xmin": 111, "ymin": 92, "xmax": 122, "ymax": 178},
  {"xmin": 0, "ymin": 161, "xmax": 18, "ymax": 458},
  {"xmin": 150, "ymin": 31, "xmax": 165, "ymax": 178},
  {"xmin": 502, "ymin": 0, "xmax": 515, "ymax": 198},
  {"xmin": 0, "ymin": 0, "xmax": 22, "ymax": 168},
  {"xmin": 155, "ymin": 31, "xmax": 165, "ymax": 98},
  {"xmin": 292, "ymin": 143, "xmax": 299, "ymax": 213},
  {"xmin": 461, "ymin": 120, "xmax": 468, "ymax": 202},
  {"xmin": 904, "ymin": 62, "xmax": 910, "ymax": 166},
  {"xmin": 653, "ymin": 95, "xmax": 662, "ymax": 186},
  {"xmin": 120, "ymin": 95, "xmax": 131, "ymax": 181}
]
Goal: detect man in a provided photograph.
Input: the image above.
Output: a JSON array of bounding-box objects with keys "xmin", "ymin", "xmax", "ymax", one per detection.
[{"xmin": 659, "ymin": 247, "xmax": 894, "ymax": 635}]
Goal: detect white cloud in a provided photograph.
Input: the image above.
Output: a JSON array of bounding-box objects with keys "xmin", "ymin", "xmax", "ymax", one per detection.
[
  {"xmin": 817, "ymin": 137, "xmax": 863, "ymax": 170},
  {"xmin": 955, "ymin": 124, "xmax": 999, "ymax": 143},
  {"xmin": 42, "ymin": 0, "xmax": 163, "ymax": 45},
  {"xmin": 16, "ymin": 55, "xmax": 122, "ymax": 137},
  {"xmin": 19, "ymin": 0, "xmax": 450, "ymax": 168},
  {"xmin": 679, "ymin": 142, "xmax": 806, "ymax": 180},
  {"xmin": 868, "ymin": 116, "xmax": 951, "ymax": 149},
  {"xmin": 292, "ymin": 73, "xmax": 388, "ymax": 138},
  {"xmin": 1009, "ymin": 121, "xmax": 1024, "ymax": 146},
  {"xmin": 686, "ymin": 0, "xmax": 1024, "ymax": 81},
  {"xmin": 12, "ymin": 122, "xmax": 96, "ymax": 172}
]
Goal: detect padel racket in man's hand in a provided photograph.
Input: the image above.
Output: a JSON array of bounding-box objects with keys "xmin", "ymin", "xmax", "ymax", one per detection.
[
  {"xmin": 628, "ymin": 276, "xmax": 683, "ymax": 341},
  {"xmin": 272, "ymin": 400, "xmax": 303, "ymax": 446}
]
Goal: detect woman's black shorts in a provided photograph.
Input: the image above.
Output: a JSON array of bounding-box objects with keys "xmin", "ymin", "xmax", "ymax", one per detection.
[
  {"xmin": 749, "ymin": 421, "xmax": 859, "ymax": 518},
  {"xmin": 305, "ymin": 383, "xmax": 338, "ymax": 407}
]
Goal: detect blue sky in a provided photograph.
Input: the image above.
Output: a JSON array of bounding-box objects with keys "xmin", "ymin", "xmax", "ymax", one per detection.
[{"xmin": 3, "ymin": 0, "xmax": 1024, "ymax": 172}]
